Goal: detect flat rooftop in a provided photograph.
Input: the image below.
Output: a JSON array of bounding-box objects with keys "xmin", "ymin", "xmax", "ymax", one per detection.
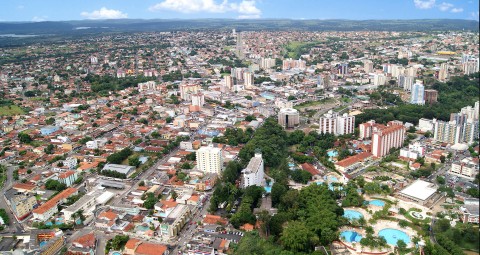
[{"xmin": 400, "ymin": 180, "xmax": 437, "ymax": 201}]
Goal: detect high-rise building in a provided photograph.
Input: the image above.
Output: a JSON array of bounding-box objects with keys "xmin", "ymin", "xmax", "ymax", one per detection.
[
  {"xmin": 399, "ymin": 75, "xmax": 415, "ymax": 91},
  {"xmin": 243, "ymin": 72, "xmax": 254, "ymax": 89},
  {"xmin": 179, "ymin": 84, "xmax": 200, "ymax": 101},
  {"xmin": 224, "ymin": 75, "xmax": 234, "ymax": 91},
  {"xmin": 191, "ymin": 93, "xmax": 205, "ymax": 107},
  {"xmin": 373, "ymin": 74, "xmax": 386, "ymax": 86},
  {"xmin": 371, "ymin": 121, "xmax": 406, "ymax": 157},
  {"xmin": 363, "ymin": 60, "xmax": 374, "ymax": 73},
  {"xmin": 438, "ymin": 63, "xmax": 448, "ymax": 81},
  {"xmin": 391, "ymin": 65, "xmax": 405, "ymax": 78},
  {"xmin": 460, "ymin": 102, "xmax": 480, "ymax": 121},
  {"xmin": 338, "ymin": 63, "xmax": 349, "ymax": 75},
  {"xmin": 241, "ymin": 151, "xmax": 265, "ymax": 188},
  {"xmin": 433, "ymin": 119, "xmax": 462, "ymax": 144},
  {"xmin": 278, "ymin": 108, "xmax": 300, "ymax": 128},
  {"xmin": 463, "ymin": 59, "xmax": 479, "ymax": 75},
  {"xmin": 424, "ymin": 89, "xmax": 438, "ymax": 105},
  {"xmin": 405, "ymin": 67, "xmax": 417, "ymax": 77},
  {"xmin": 196, "ymin": 145, "xmax": 223, "ymax": 174},
  {"xmin": 283, "ymin": 58, "xmax": 306, "ymax": 70},
  {"xmin": 318, "ymin": 110, "xmax": 355, "ymax": 135},
  {"xmin": 259, "ymin": 57, "xmax": 276, "ymax": 69},
  {"xmin": 410, "ymin": 81, "xmax": 425, "ymax": 105}
]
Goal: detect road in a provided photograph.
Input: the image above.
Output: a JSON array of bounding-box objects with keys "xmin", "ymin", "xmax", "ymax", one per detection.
[{"xmin": 0, "ymin": 164, "xmax": 25, "ymax": 233}]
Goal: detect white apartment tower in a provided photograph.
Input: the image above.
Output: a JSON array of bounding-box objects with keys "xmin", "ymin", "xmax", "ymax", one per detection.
[
  {"xmin": 196, "ymin": 145, "xmax": 223, "ymax": 174},
  {"xmin": 243, "ymin": 72, "xmax": 254, "ymax": 89},
  {"xmin": 318, "ymin": 110, "xmax": 355, "ymax": 135},
  {"xmin": 410, "ymin": 81, "xmax": 425, "ymax": 105},
  {"xmin": 241, "ymin": 151, "xmax": 265, "ymax": 188}
]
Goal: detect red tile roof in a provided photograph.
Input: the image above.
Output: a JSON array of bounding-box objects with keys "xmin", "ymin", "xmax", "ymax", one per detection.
[{"xmin": 33, "ymin": 187, "xmax": 78, "ymax": 215}]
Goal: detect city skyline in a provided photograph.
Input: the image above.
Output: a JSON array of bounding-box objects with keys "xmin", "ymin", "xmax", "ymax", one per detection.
[{"xmin": 1, "ymin": 0, "xmax": 479, "ymax": 22}]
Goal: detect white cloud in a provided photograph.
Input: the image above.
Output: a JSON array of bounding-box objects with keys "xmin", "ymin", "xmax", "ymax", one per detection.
[
  {"xmin": 438, "ymin": 2, "xmax": 453, "ymax": 11},
  {"xmin": 470, "ymin": 11, "xmax": 479, "ymax": 21},
  {"xmin": 149, "ymin": 0, "xmax": 261, "ymax": 17},
  {"xmin": 450, "ymin": 8, "xmax": 463, "ymax": 13},
  {"xmin": 32, "ymin": 16, "xmax": 47, "ymax": 22},
  {"xmin": 414, "ymin": 0, "xmax": 436, "ymax": 9},
  {"xmin": 81, "ymin": 7, "xmax": 128, "ymax": 20}
]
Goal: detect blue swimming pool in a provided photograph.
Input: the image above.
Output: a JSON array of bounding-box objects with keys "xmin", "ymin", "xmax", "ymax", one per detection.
[
  {"xmin": 327, "ymin": 150, "xmax": 338, "ymax": 157},
  {"xmin": 340, "ymin": 230, "xmax": 363, "ymax": 243},
  {"xmin": 264, "ymin": 185, "xmax": 272, "ymax": 193},
  {"xmin": 369, "ymin": 200, "xmax": 385, "ymax": 207},
  {"xmin": 112, "ymin": 252, "xmax": 121, "ymax": 255},
  {"xmin": 343, "ymin": 210, "xmax": 364, "ymax": 220},
  {"xmin": 327, "ymin": 176, "xmax": 338, "ymax": 182},
  {"xmin": 378, "ymin": 228, "xmax": 410, "ymax": 245}
]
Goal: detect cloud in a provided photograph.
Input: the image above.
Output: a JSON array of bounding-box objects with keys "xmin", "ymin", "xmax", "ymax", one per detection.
[
  {"xmin": 450, "ymin": 8, "xmax": 463, "ymax": 13},
  {"xmin": 81, "ymin": 7, "xmax": 128, "ymax": 20},
  {"xmin": 438, "ymin": 2, "xmax": 453, "ymax": 11},
  {"xmin": 149, "ymin": 0, "xmax": 261, "ymax": 18},
  {"xmin": 32, "ymin": 16, "xmax": 47, "ymax": 22},
  {"xmin": 414, "ymin": 0, "xmax": 436, "ymax": 9},
  {"xmin": 470, "ymin": 11, "xmax": 479, "ymax": 21}
]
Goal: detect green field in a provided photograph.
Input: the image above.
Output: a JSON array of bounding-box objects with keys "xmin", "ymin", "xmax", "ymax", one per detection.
[
  {"xmin": 294, "ymin": 98, "xmax": 336, "ymax": 109},
  {"xmin": 0, "ymin": 105, "xmax": 25, "ymax": 116}
]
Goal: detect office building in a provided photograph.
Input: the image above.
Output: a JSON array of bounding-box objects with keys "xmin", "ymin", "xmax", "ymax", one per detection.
[
  {"xmin": 241, "ymin": 151, "xmax": 265, "ymax": 188},
  {"xmin": 278, "ymin": 108, "xmax": 300, "ymax": 128},
  {"xmin": 196, "ymin": 145, "xmax": 223, "ymax": 174},
  {"xmin": 318, "ymin": 110, "xmax": 355, "ymax": 135},
  {"xmin": 369, "ymin": 121, "xmax": 406, "ymax": 157},
  {"xmin": 410, "ymin": 82, "xmax": 425, "ymax": 105}
]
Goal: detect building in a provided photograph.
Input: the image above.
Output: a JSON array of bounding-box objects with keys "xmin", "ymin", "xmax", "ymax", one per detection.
[
  {"xmin": 33, "ymin": 188, "xmax": 78, "ymax": 221},
  {"xmin": 399, "ymin": 75, "xmax": 414, "ymax": 91},
  {"xmin": 241, "ymin": 151, "xmax": 264, "ymax": 188},
  {"xmin": 410, "ymin": 82, "xmax": 425, "ymax": 105},
  {"xmin": 6, "ymin": 190, "xmax": 37, "ymax": 220},
  {"xmin": 138, "ymin": 81, "xmax": 158, "ymax": 92},
  {"xmin": 398, "ymin": 180, "xmax": 438, "ymax": 206},
  {"xmin": 191, "ymin": 93, "xmax": 205, "ymax": 107},
  {"xmin": 424, "ymin": 89, "xmax": 438, "ymax": 104},
  {"xmin": 62, "ymin": 190, "xmax": 106, "ymax": 222},
  {"xmin": 463, "ymin": 59, "xmax": 479, "ymax": 75},
  {"xmin": 40, "ymin": 126, "xmax": 60, "ymax": 136},
  {"xmin": 438, "ymin": 63, "xmax": 448, "ymax": 81},
  {"xmin": 318, "ymin": 110, "xmax": 355, "ymax": 135},
  {"xmin": 461, "ymin": 199, "xmax": 479, "ymax": 224},
  {"xmin": 63, "ymin": 157, "xmax": 77, "ymax": 170},
  {"xmin": 259, "ymin": 57, "xmax": 276, "ymax": 69},
  {"xmin": 243, "ymin": 72, "xmax": 254, "ymax": 89},
  {"xmin": 278, "ymin": 108, "xmax": 300, "ymax": 129},
  {"xmin": 363, "ymin": 60, "xmax": 374, "ymax": 73},
  {"xmin": 418, "ymin": 118, "xmax": 434, "ymax": 132},
  {"xmin": 224, "ymin": 75, "xmax": 234, "ymax": 91},
  {"xmin": 28, "ymin": 230, "xmax": 65, "ymax": 255},
  {"xmin": 68, "ymin": 232, "xmax": 96, "ymax": 255},
  {"xmin": 283, "ymin": 58, "xmax": 306, "ymax": 70},
  {"xmin": 433, "ymin": 119, "xmax": 462, "ymax": 145},
  {"xmin": 124, "ymin": 239, "xmax": 169, "ymax": 255},
  {"xmin": 102, "ymin": 164, "xmax": 135, "ymax": 177},
  {"xmin": 371, "ymin": 121, "xmax": 406, "ymax": 157},
  {"xmin": 460, "ymin": 102, "xmax": 480, "ymax": 121},
  {"xmin": 196, "ymin": 145, "xmax": 223, "ymax": 174},
  {"xmin": 58, "ymin": 170, "xmax": 78, "ymax": 187},
  {"xmin": 179, "ymin": 84, "xmax": 200, "ymax": 101},
  {"xmin": 159, "ymin": 204, "xmax": 191, "ymax": 238},
  {"xmin": 337, "ymin": 63, "xmax": 348, "ymax": 75},
  {"xmin": 450, "ymin": 157, "xmax": 479, "ymax": 180},
  {"xmin": 373, "ymin": 74, "xmax": 386, "ymax": 86},
  {"xmin": 400, "ymin": 142, "xmax": 425, "ymax": 161},
  {"xmin": 405, "ymin": 66, "xmax": 417, "ymax": 77}
]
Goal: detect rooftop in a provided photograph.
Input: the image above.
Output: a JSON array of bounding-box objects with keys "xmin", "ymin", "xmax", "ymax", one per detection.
[{"xmin": 400, "ymin": 180, "xmax": 437, "ymax": 201}]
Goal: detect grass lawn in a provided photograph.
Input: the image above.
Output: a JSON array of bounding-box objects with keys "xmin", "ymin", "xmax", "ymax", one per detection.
[
  {"xmin": 0, "ymin": 105, "xmax": 25, "ymax": 116},
  {"xmin": 294, "ymin": 98, "xmax": 336, "ymax": 109}
]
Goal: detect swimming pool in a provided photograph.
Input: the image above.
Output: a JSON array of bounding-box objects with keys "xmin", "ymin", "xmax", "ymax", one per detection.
[
  {"xmin": 378, "ymin": 228, "xmax": 410, "ymax": 245},
  {"xmin": 135, "ymin": 225, "xmax": 149, "ymax": 232},
  {"xmin": 111, "ymin": 252, "xmax": 121, "ymax": 255},
  {"xmin": 325, "ymin": 175, "xmax": 338, "ymax": 182},
  {"xmin": 368, "ymin": 200, "xmax": 385, "ymax": 207},
  {"xmin": 340, "ymin": 230, "xmax": 363, "ymax": 243},
  {"xmin": 327, "ymin": 150, "xmax": 338, "ymax": 157},
  {"xmin": 264, "ymin": 185, "xmax": 272, "ymax": 193},
  {"xmin": 343, "ymin": 210, "xmax": 364, "ymax": 220}
]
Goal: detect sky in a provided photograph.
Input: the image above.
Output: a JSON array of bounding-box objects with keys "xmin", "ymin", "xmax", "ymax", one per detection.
[{"xmin": 1, "ymin": 0, "xmax": 479, "ymax": 22}]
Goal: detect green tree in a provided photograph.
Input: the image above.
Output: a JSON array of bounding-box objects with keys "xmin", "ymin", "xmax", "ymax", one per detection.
[{"xmin": 280, "ymin": 221, "xmax": 317, "ymax": 252}]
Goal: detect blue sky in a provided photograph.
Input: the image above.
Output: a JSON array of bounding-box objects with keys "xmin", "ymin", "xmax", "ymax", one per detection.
[{"xmin": 2, "ymin": 0, "xmax": 479, "ymax": 22}]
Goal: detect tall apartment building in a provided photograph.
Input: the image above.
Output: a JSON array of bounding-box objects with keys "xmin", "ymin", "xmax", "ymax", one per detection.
[
  {"xmin": 191, "ymin": 93, "xmax": 205, "ymax": 107},
  {"xmin": 243, "ymin": 72, "xmax": 254, "ymax": 89},
  {"xmin": 7, "ymin": 191, "xmax": 38, "ymax": 220},
  {"xmin": 373, "ymin": 74, "xmax": 386, "ymax": 86},
  {"xmin": 391, "ymin": 65, "xmax": 405, "ymax": 78},
  {"xmin": 224, "ymin": 75, "xmax": 234, "ymax": 91},
  {"xmin": 410, "ymin": 82, "xmax": 425, "ymax": 105},
  {"xmin": 318, "ymin": 110, "xmax": 355, "ymax": 135},
  {"xmin": 371, "ymin": 121, "xmax": 406, "ymax": 157},
  {"xmin": 337, "ymin": 63, "xmax": 349, "ymax": 75},
  {"xmin": 179, "ymin": 84, "xmax": 200, "ymax": 101},
  {"xmin": 433, "ymin": 119, "xmax": 462, "ymax": 144},
  {"xmin": 424, "ymin": 89, "xmax": 438, "ymax": 104},
  {"xmin": 363, "ymin": 60, "xmax": 374, "ymax": 73},
  {"xmin": 450, "ymin": 157, "xmax": 479, "ymax": 180},
  {"xmin": 282, "ymin": 58, "xmax": 306, "ymax": 70},
  {"xmin": 438, "ymin": 63, "xmax": 448, "ymax": 81},
  {"xmin": 259, "ymin": 57, "xmax": 276, "ymax": 69},
  {"xmin": 399, "ymin": 75, "xmax": 415, "ymax": 91},
  {"xmin": 405, "ymin": 67, "xmax": 417, "ymax": 77},
  {"xmin": 241, "ymin": 151, "xmax": 265, "ymax": 188},
  {"xmin": 278, "ymin": 108, "xmax": 300, "ymax": 128},
  {"xmin": 433, "ymin": 102, "xmax": 479, "ymax": 145},
  {"xmin": 460, "ymin": 102, "xmax": 480, "ymax": 121},
  {"xmin": 463, "ymin": 59, "xmax": 479, "ymax": 75},
  {"xmin": 196, "ymin": 145, "xmax": 223, "ymax": 174}
]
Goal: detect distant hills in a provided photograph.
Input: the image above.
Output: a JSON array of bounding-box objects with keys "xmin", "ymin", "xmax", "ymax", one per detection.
[{"xmin": 0, "ymin": 19, "xmax": 478, "ymax": 36}]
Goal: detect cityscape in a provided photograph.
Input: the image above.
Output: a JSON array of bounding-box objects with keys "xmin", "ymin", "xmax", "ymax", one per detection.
[{"xmin": 0, "ymin": 1, "xmax": 479, "ymax": 255}]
